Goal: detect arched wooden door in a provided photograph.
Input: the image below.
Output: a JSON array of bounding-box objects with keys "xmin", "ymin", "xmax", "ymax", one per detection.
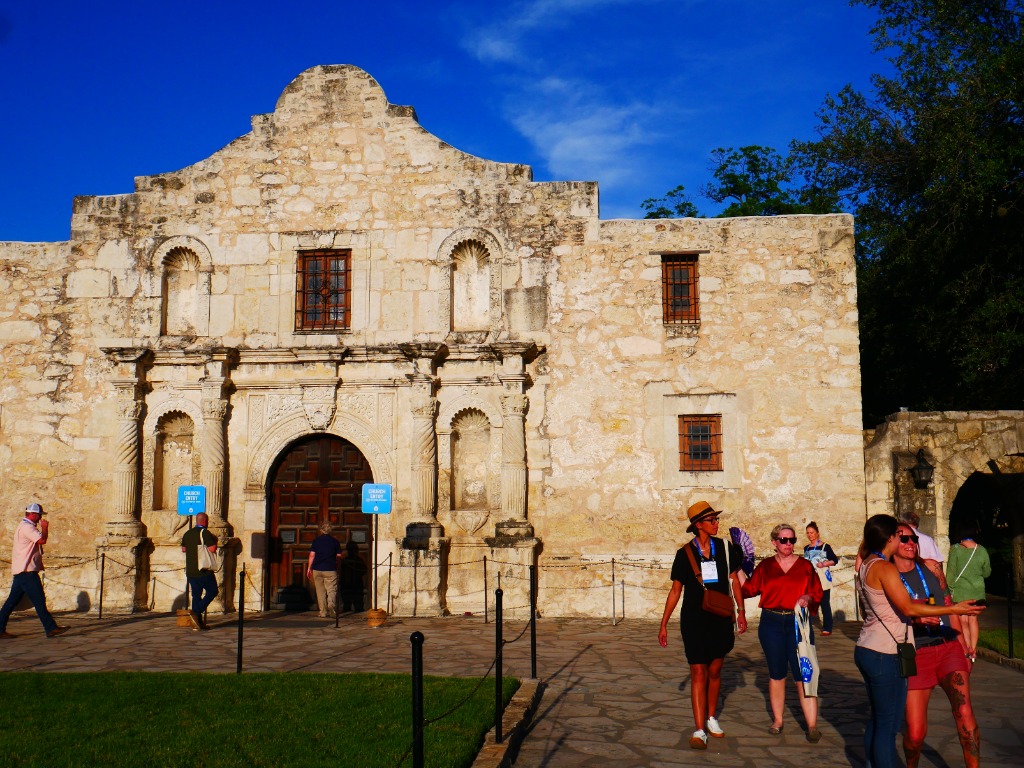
[{"xmin": 267, "ymin": 434, "xmax": 374, "ymax": 609}]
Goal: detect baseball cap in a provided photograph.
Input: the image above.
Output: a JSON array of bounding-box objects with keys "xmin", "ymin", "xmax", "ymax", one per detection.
[{"xmin": 25, "ymin": 503, "xmax": 44, "ymax": 515}]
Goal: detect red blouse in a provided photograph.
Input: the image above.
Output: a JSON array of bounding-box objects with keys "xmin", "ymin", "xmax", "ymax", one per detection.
[{"xmin": 740, "ymin": 555, "xmax": 823, "ymax": 610}]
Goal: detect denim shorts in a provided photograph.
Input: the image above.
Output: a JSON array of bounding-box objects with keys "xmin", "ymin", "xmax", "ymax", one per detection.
[{"xmin": 758, "ymin": 609, "xmax": 803, "ymax": 681}]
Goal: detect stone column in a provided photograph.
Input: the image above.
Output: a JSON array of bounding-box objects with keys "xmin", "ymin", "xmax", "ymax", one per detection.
[
  {"xmin": 99, "ymin": 348, "xmax": 150, "ymax": 614},
  {"xmin": 400, "ymin": 343, "xmax": 446, "ymax": 541},
  {"xmin": 494, "ymin": 345, "xmax": 535, "ymax": 539},
  {"xmin": 394, "ymin": 343, "xmax": 448, "ymax": 616},
  {"xmin": 201, "ymin": 397, "xmax": 230, "ymax": 536}
]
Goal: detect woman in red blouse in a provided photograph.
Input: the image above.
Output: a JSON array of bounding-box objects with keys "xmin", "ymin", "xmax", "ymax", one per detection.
[{"xmin": 740, "ymin": 523, "xmax": 824, "ymax": 741}]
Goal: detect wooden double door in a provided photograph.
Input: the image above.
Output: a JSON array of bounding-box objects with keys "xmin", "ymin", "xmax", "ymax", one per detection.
[{"xmin": 267, "ymin": 435, "xmax": 373, "ymax": 608}]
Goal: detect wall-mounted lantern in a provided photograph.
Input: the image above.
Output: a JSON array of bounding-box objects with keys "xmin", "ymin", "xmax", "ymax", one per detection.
[{"xmin": 908, "ymin": 449, "xmax": 934, "ymax": 490}]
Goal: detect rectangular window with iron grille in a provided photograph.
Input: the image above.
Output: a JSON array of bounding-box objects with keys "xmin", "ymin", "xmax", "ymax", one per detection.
[
  {"xmin": 661, "ymin": 254, "xmax": 699, "ymax": 323},
  {"xmin": 295, "ymin": 249, "xmax": 351, "ymax": 332},
  {"xmin": 679, "ymin": 414, "xmax": 723, "ymax": 471}
]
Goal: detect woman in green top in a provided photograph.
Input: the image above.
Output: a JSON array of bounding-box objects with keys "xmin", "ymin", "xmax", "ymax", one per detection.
[{"xmin": 945, "ymin": 520, "xmax": 991, "ymax": 663}]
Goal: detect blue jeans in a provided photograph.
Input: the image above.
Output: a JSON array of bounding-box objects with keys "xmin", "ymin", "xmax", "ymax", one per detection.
[
  {"xmin": 0, "ymin": 571, "xmax": 58, "ymax": 633},
  {"xmin": 188, "ymin": 571, "xmax": 219, "ymax": 621},
  {"xmin": 854, "ymin": 645, "xmax": 908, "ymax": 768}
]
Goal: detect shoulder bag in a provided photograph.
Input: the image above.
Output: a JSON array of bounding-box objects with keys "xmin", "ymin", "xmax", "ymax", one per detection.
[
  {"xmin": 795, "ymin": 606, "xmax": 820, "ymax": 696},
  {"xmin": 685, "ymin": 539, "xmax": 735, "ymax": 618},
  {"xmin": 196, "ymin": 530, "xmax": 222, "ymax": 573}
]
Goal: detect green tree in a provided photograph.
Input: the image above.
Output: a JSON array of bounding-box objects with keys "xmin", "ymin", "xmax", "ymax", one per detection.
[
  {"xmin": 642, "ymin": 146, "xmax": 840, "ymax": 219},
  {"xmin": 703, "ymin": 145, "xmax": 839, "ymax": 217},
  {"xmin": 642, "ymin": 185, "xmax": 700, "ymax": 218},
  {"xmin": 792, "ymin": 0, "xmax": 1024, "ymax": 425}
]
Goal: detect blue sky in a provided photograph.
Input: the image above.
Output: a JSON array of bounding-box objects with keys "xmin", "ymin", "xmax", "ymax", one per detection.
[{"xmin": 0, "ymin": 0, "xmax": 886, "ymax": 242}]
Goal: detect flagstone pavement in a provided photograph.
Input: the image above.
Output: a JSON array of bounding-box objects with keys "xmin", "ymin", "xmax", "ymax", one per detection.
[{"xmin": 0, "ymin": 609, "xmax": 1021, "ymax": 767}]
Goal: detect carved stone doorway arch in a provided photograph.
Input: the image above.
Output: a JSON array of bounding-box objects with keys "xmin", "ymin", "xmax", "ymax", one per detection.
[{"xmin": 266, "ymin": 434, "xmax": 374, "ymax": 610}]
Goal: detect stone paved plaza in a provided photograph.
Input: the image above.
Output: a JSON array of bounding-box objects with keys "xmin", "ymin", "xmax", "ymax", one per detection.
[{"xmin": 0, "ymin": 610, "xmax": 1021, "ymax": 767}]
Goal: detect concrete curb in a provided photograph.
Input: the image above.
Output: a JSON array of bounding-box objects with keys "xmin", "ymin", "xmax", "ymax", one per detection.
[
  {"xmin": 472, "ymin": 679, "xmax": 544, "ymax": 768},
  {"xmin": 977, "ymin": 646, "xmax": 1024, "ymax": 673}
]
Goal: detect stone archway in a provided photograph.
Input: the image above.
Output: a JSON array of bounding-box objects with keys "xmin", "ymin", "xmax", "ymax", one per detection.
[
  {"xmin": 864, "ymin": 410, "xmax": 1024, "ymax": 593},
  {"xmin": 265, "ymin": 434, "xmax": 374, "ymax": 610}
]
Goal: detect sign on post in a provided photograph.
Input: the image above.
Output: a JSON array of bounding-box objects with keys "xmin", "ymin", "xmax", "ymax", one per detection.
[
  {"xmin": 177, "ymin": 485, "xmax": 207, "ymax": 516},
  {"xmin": 361, "ymin": 484, "xmax": 392, "ymax": 514}
]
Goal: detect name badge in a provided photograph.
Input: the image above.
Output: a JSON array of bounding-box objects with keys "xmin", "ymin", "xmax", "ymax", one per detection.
[{"xmin": 702, "ymin": 560, "xmax": 719, "ymax": 583}]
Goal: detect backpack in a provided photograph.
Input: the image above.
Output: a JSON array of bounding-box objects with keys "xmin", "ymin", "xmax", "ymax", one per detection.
[{"xmin": 729, "ymin": 526, "xmax": 756, "ymax": 577}]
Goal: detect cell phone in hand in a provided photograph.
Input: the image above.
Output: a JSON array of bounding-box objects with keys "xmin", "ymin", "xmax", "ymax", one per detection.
[{"xmin": 974, "ymin": 599, "xmax": 987, "ymax": 607}]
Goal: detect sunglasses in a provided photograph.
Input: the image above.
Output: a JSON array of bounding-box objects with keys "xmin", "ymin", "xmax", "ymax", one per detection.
[
  {"xmin": 775, "ymin": 537, "xmax": 797, "ymax": 545},
  {"xmin": 699, "ymin": 516, "xmax": 721, "ymax": 525},
  {"xmin": 899, "ymin": 534, "xmax": 920, "ymax": 544}
]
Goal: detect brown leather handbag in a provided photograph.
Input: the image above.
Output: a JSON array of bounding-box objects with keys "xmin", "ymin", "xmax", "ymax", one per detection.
[{"xmin": 685, "ymin": 540, "xmax": 735, "ymax": 618}]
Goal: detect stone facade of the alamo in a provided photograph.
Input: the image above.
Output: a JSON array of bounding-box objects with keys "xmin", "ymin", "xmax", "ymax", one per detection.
[{"xmin": 0, "ymin": 65, "xmax": 870, "ymax": 619}]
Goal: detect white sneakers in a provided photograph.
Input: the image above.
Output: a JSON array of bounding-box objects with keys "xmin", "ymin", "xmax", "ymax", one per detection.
[
  {"xmin": 706, "ymin": 716, "xmax": 725, "ymax": 737},
  {"xmin": 689, "ymin": 729, "xmax": 708, "ymax": 749}
]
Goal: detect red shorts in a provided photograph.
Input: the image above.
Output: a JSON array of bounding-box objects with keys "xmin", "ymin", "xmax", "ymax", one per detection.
[{"xmin": 908, "ymin": 640, "xmax": 970, "ymax": 690}]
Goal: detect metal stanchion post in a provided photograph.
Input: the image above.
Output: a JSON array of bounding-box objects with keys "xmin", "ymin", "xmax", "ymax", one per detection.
[
  {"xmin": 495, "ymin": 588, "xmax": 504, "ymax": 744},
  {"xmin": 611, "ymin": 558, "xmax": 616, "ymax": 625},
  {"xmin": 1008, "ymin": 564, "xmax": 1015, "ymax": 660},
  {"xmin": 98, "ymin": 552, "xmax": 105, "ymax": 620},
  {"xmin": 237, "ymin": 567, "xmax": 245, "ymax": 674},
  {"xmin": 530, "ymin": 563, "xmax": 537, "ymax": 680},
  {"xmin": 483, "ymin": 556, "xmax": 488, "ymax": 624},
  {"xmin": 411, "ymin": 631, "xmax": 425, "ymax": 768}
]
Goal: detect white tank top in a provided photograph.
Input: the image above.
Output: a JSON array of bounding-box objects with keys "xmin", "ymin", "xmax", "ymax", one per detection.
[{"xmin": 857, "ymin": 558, "xmax": 916, "ymax": 654}]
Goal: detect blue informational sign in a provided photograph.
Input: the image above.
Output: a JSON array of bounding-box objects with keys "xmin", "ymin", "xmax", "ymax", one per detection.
[
  {"xmin": 177, "ymin": 485, "xmax": 207, "ymax": 516},
  {"xmin": 361, "ymin": 483, "xmax": 392, "ymax": 514}
]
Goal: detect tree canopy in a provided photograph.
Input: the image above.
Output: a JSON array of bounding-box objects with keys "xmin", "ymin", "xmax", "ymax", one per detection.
[{"xmin": 644, "ymin": 0, "xmax": 1024, "ymax": 426}]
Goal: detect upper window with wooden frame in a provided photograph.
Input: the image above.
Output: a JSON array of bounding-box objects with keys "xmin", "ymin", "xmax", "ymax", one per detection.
[
  {"xmin": 661, "ymin": 254, "xmax": 699, "ymax": 324},
  {"xmin": 678, "ymin": 414, "xmax": 723, "ymax": 471},
  {"xmin": 295, "ymin": 249, "xmax": 351, "ymax": 332}
]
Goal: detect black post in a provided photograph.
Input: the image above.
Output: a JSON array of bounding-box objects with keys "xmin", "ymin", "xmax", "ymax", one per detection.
[
  {"xmin": 530, "ymin": 563, "xmax": 537, "ymax": 680},
  {"xmin": 372, "ymin": 514, "xmax": 379, "ymax": 611},
  {"xmin": 495, "ymin": 587, "xmax": 504, "ymax": 744},
  {"xmin": 483, "ymin": 556, "xmax": 488, "ymax": 624},
  {"xmin": 611, "ymin": 557, "xmax": 616, "ymax": 625},
  {"xmin": 411, "ymin": 631, "xmax": 425, "ymax": 768},
  {"xmin": 1008, "ymin": 563, "xmax": 1015, "ymax": 659},
  {"xmin": 98, "ymin": 552, "xmax": 105, "ymax": 620},
  {"xmin": 237, "ymin": 567, "xmax": 245, "ymax": 674}
]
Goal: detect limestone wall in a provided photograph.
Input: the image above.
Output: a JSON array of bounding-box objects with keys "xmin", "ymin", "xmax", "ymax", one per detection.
[
  {"xmin": 531, "ymin": 214, "xmax": 866, "ymax": 617},
  {"xmin": 0, "ymin": 65, "xmax": 867, "ymax": 618}
]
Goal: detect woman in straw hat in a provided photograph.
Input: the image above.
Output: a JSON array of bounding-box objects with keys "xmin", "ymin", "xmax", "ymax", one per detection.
[{"xmin": 659, "ymin": 501, "xmax": 746, "ymax": 750}]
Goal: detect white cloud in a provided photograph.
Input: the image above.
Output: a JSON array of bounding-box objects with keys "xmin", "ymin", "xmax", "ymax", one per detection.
[
  {"xmin": 462, "ymin": 0, "xmax": 649, "ymax": 65},
  {"xmin": 507, "ymin": 77, "xmax": 670, "ymax": 185}
]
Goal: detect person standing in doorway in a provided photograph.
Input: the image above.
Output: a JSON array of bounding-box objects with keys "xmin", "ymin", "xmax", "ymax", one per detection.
[
  {"xmin": 340, "ymin": 540, "xmax": 367, "ymax": 613},
  {"xmin": 181, "ymin": 512, "xmax": 218, "ymax": 630},
  {"xmin": 307, "ymin": 522, "xmax": 342, "ymax": 619},
  {"xmin": 803, "ymin": 521, "xmax": 837, "ymax": 636},
  {"xmin": 0, "ymin": 503, "xmax": 68, "ymax": 638},
  {"xmin": 658, "ymin": 501, "xmax": 746, "ymax": 750}
]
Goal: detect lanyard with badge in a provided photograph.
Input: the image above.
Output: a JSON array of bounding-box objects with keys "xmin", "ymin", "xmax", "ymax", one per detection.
[{"xmin": 694, "ymin": 538, "xmax": 719, "ymax": 583}]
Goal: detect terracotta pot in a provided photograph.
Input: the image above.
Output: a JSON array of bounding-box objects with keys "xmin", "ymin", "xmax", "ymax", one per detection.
[{"xmin": 366, "ymin": 608, "xmax": 387, "ymax": 628}]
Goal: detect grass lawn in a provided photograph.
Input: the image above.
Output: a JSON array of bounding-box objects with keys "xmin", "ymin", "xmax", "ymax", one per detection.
[
  {"xmin": 0, "ymin": 671, "xmax": 519, "ymax": 768},
  {"xmin": 978, "ymin": 627, "xmax": 1024, "ymax": 658}
]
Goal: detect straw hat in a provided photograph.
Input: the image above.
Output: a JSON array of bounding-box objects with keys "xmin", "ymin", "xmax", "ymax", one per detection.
[{"xmin": 685, "ymin": 501, "xmax": 721, "ymax": 533}]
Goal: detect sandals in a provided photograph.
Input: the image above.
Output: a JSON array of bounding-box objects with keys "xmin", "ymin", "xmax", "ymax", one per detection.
[{"xmin": 769, "ymin": 724, "xmax": 784, "ymax": 735}]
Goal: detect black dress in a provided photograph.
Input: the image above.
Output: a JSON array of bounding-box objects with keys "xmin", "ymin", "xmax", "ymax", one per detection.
[{"xmin": 670, "ymin": 537, "xmax": 741, "ymax": 665}]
